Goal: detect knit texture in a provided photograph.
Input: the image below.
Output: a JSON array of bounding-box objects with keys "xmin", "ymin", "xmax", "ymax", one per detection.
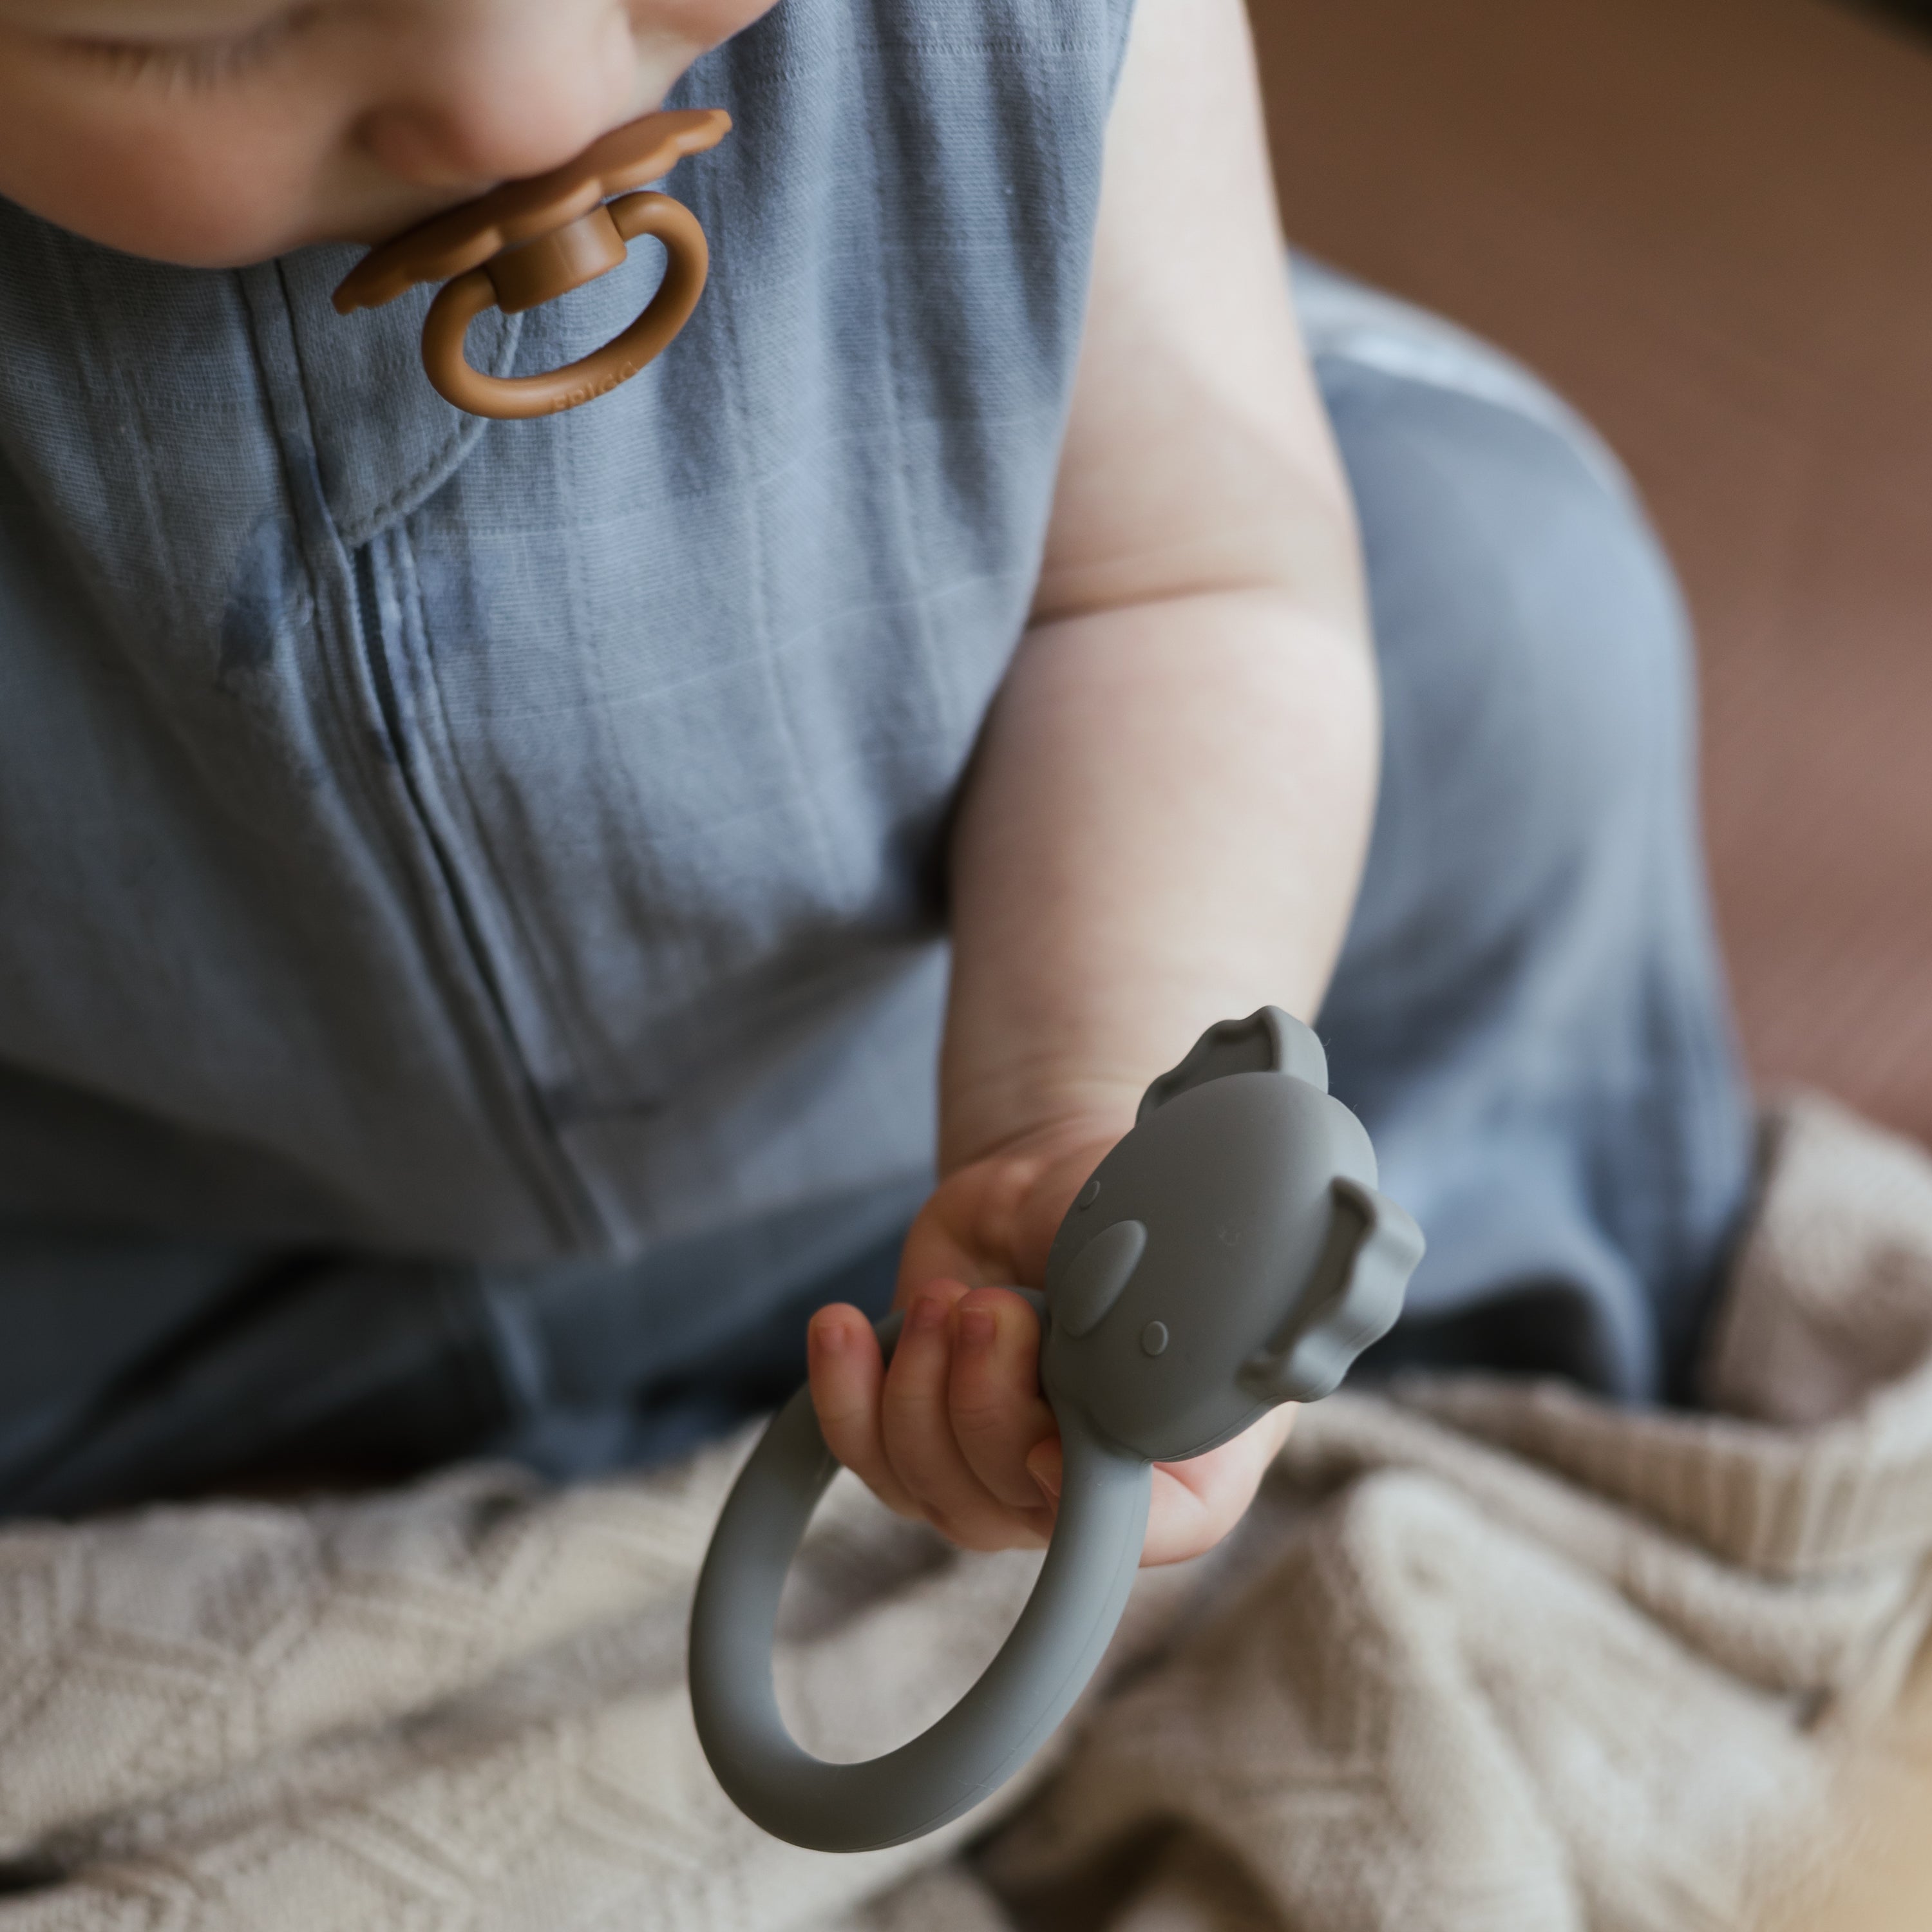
[{"xmin": 0, "ymin": 1092, "xmax": 1925, "ymax": 1929}]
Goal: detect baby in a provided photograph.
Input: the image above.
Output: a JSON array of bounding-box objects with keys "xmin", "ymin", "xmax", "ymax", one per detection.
[{"xmin": 0, "ymin": 0, "xmax": 1750, "ymax": 1546}]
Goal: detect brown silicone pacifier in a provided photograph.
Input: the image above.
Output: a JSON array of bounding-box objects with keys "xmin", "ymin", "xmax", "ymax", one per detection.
[{"xmin": 332, "ymin": 108, "xmax": 730, "ymax": 421}]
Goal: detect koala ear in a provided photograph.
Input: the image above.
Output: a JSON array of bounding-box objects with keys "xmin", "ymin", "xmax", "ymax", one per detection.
[
  {"xmin": 1137, "ymin": 1006, "xmax": 1329, "ymax": 1122},
  {"xmin": 1238, "ymin": 1176, "xmax": 1423, "ymax": 1405}
]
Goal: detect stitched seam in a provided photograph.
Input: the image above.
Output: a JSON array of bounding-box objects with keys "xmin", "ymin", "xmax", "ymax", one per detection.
[
  {"xmin": 390, "ymin": 521, "xmax": 609, "ymax": 1156},
  {"xmin": 334, "ymin": 308, "xmax": 525, "ymax": 551},
  {"xmin": 242, "ymin": 260, "xmax": 595, "ymax": 1247}
]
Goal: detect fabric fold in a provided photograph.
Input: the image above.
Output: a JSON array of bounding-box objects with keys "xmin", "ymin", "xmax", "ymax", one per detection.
[{"xmin": 0, "ymin": 1092, "xmax": 1925, "ymax": 1930}]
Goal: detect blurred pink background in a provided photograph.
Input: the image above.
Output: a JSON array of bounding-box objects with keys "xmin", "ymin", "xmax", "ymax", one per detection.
[{"xmin": 1251, "ymin": 0, "xmax": 1932, "ymax": 1146}]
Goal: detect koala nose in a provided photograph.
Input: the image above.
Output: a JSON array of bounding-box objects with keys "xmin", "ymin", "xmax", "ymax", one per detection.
[{"xmin": 1052, "ymin": 1220, "xmax": 1148, "ymax": 1338}]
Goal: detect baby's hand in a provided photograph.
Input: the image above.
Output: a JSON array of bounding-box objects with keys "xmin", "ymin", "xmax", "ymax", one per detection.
[{"xmin": 806, "ymin": 1130, "xmax": 1294, "ymax": 1567}]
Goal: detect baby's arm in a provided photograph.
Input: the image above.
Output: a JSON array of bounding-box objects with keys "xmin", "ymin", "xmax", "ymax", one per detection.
[{"xmin": 808, "ymin": 0, "xmax": 1379, "ymax": 1565}]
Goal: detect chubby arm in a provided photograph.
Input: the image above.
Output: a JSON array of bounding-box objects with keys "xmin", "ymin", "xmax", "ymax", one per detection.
[{"xmin": 808, "ymin": 0, "xmax": 1379, "ymax": 1564}]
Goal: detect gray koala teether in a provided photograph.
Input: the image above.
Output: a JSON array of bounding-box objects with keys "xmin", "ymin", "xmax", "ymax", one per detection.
[{"xmin": 687, "ymin": 1008, "xmax": 1423, "ymax": 1852}]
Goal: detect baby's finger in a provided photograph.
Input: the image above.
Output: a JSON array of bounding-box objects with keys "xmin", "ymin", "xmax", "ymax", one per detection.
[
  {"xmin": 947, "ymin": 1289, "xmax": 1059, "ymax": 1513},
  {"xmin": 808, "ymin": 1303, "xmax": 920, "ymax": 1519},
  {"xmin": 880, "ymin": 1283, "xmax": 1024, "ymax": 1549},
  {"xmin": 1141, "ymin": 1406, "xmax": 1296, "ymax": 1567}
]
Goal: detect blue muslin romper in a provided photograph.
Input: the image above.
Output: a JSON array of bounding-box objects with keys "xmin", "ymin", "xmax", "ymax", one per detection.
[{"xmin": 0, "ymin": 1, "xmax": 1750, "ymax": 1510}]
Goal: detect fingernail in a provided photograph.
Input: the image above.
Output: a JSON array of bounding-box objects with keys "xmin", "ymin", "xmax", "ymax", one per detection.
[
  {"xmin": 810, "ymin": 1314, "xmax": 848, "ymax": 1356},
  {"xmin": 1028, "ymin": 1455, "xmax": 1061, "ymax": 1501},
  {"xmin": 911, "ymin": 1294, "xmax": 949, "ymax": 1332},
  {"xmin": 958, "ymin": 1308, "xmax": 997, "ymax": 1353}
]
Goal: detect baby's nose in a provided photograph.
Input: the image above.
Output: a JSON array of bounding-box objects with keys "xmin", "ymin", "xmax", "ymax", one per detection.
[{"xmin": 355, "ymin": 15, "xmax": 638, "ymax": 192}]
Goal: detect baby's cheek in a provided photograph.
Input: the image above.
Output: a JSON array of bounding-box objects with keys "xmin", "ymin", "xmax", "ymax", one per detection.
[{"xmin": 0, "ymin": 60, "xmax": 336, "ymax": 267}]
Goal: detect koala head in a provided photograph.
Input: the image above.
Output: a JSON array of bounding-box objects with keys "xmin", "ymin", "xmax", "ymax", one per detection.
[{"xmin": 1039, "ymin": 1010, "xmax": 1422, "ymax": 1464}]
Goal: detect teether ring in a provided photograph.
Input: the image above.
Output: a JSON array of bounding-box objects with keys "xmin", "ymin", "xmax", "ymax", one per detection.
[
  {"xmin": 332, "ymin": 108, "xmax": 730, "ymax": 420},
  {"xmin": 687, "ymin": 1009, "xmax": 1425, "ymax": 1852}
]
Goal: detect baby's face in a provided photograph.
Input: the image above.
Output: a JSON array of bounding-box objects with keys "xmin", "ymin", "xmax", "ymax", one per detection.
[{"xmin": 0, "ymin": 0, "xmax": 775, "ymax": 267}]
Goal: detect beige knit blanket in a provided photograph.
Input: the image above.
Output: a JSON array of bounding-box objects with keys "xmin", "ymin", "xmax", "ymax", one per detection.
[{"xmin": 2, "ymin": 1092, "xmax": 1928, "ymax": 1931}]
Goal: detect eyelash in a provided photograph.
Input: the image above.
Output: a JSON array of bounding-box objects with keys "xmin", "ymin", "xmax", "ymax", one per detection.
[{"xmin": 66, "ymin": 11, "xmax": 310, "ymax": 91}]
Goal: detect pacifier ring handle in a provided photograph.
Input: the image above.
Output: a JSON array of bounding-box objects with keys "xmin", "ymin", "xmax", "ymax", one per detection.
[
  {"xmin": 422, "ymin": 193, "xmax": 709, "ymax": 420},
  {"xmin": 331, "ymin": 108, "xmax": 729, "ymax": 422},
  {"xmin": 687, "ymin": 1300, "xmax": 1153, "ymax": 1854}
]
